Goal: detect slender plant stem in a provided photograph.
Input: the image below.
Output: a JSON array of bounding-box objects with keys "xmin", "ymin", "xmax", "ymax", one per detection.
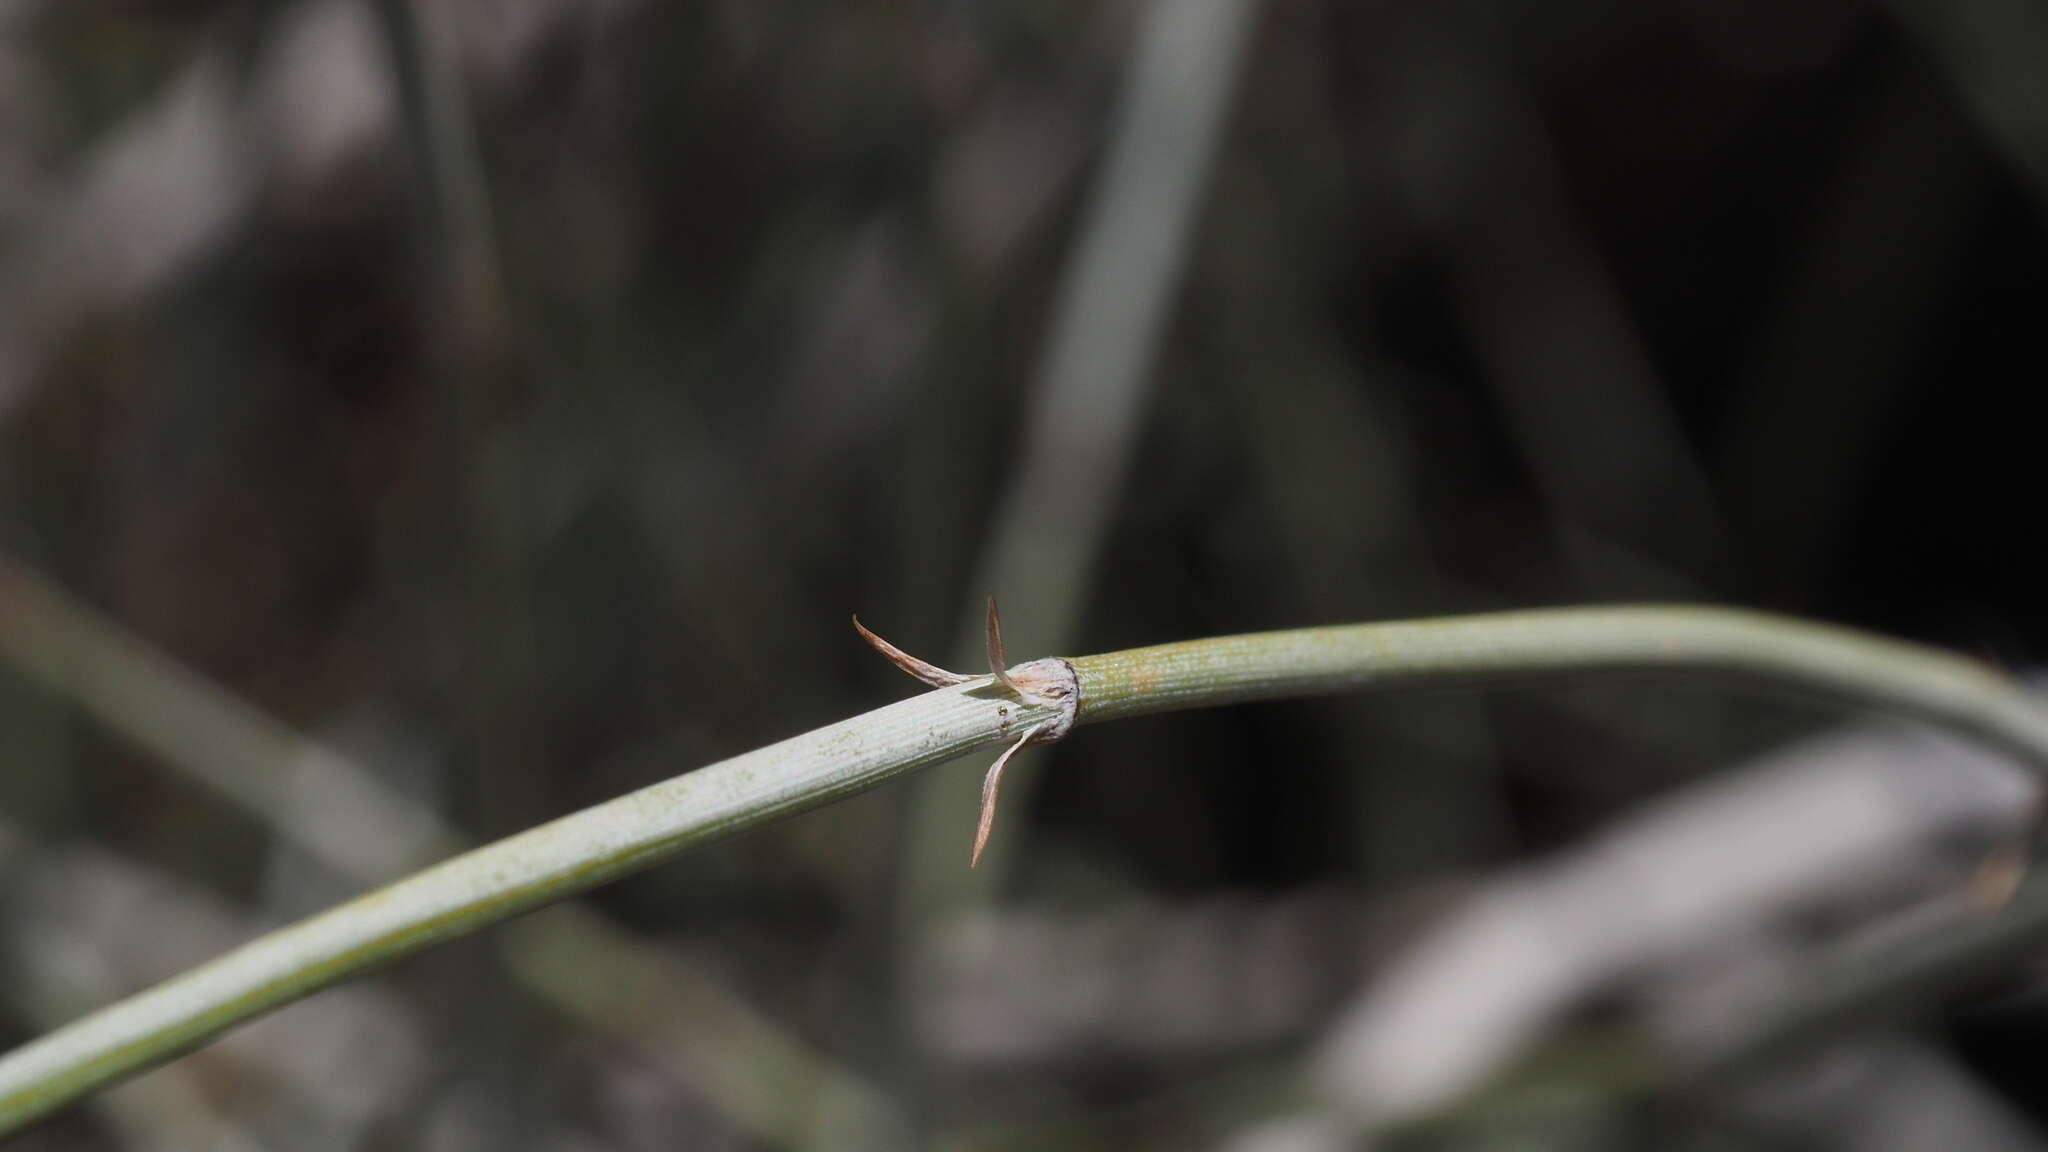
[
  {"xmin": 1, "ymin": 605, "xmax": 2044, "ymax": 1133},
  {"xmin": 1070, "ymin": 607, "xmax": 2048, "ymax": 760}
]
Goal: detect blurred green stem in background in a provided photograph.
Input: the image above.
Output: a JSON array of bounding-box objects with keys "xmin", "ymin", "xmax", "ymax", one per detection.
[
  {"xmin": 2, "ymin": 604, "xmax": 2047, "ymax": 1134},
  {"xmin": 905, "ymin": 0, "xmax": 1264, "ymax": 907}
]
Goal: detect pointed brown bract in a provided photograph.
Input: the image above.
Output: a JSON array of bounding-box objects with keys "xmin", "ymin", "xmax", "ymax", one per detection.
[
  {"xmin": 985, "ymin": 595, "xmax": 1020, "ymax": 693},
  {"xmin": 855, "ymin": 600, "xmax": 1081, "ymax": 867},
  {"xmin": 852, "ymin": 615, "xmax": 972, "ymax": 687},
  {"xmin": 973, "ymin": 720, "xmax": 1049, "ymax": 867}
]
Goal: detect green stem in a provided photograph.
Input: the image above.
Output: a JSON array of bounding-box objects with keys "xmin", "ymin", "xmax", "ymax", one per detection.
[
  {"xmin": 1071, "ymin": 607, "xmax": 2048, "ymax": 763},
  {"xmin": 1, "ymin": 605, "xmax": 2042, "ymax": 1133}
]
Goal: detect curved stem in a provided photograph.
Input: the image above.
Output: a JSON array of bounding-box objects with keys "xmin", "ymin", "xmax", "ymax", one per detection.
[
  {"xmin": 2, "ymin": 605, "xmax": 2044, "ymax": 1133},
  {"xmin": 1068, "ymin": 606, "xmax": 2048, "ymax": 766}
]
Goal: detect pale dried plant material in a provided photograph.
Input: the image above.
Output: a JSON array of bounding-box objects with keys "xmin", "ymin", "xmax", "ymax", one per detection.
[
  {"xmin": 854, "ymin": 597, "xmax": 1079, "ymax": 865},
  {"xmin": 849, "ymin": 616, "xmax": 972, "ymax": 688},
  {"xmin": 1970, "ymin": 801, "xmax": 2045, "ymax": 912}
]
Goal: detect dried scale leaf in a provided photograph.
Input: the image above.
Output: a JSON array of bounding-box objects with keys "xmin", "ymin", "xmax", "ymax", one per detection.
[
  {"xmin": 851, "ymin": 616, "xmax": 972, "ymax": 688},
  {"xmin": 986, "ymin": 595, "xmax": 1019, "ymax": 694},
  {"xmin": 855, "ymin": 598, "xmax": 1081, "ymax": 864},
  {"xmin": 975, "ymin": 719, "xmax": 1052, "ymax": 867}
]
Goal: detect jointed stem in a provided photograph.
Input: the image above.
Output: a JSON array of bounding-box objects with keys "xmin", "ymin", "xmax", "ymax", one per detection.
[{"xmin": 1, "ymin": 604, "xmax": 2043, "ymax": 1134}]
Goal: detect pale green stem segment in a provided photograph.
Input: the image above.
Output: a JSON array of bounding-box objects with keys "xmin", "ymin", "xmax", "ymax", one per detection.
[
  {"xmin": 1070, "ymin": 607, "xmax": 2048, "ymax": 764},
  {"xmin": 3, "ymin": 605, "xmax": 2045, "ymax": 1134}
]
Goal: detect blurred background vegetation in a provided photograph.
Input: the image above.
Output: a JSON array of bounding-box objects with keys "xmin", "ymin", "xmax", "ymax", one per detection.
[{"xmin": 4, "ymin": 0, "xmax": 2048, "ymax": 1148}]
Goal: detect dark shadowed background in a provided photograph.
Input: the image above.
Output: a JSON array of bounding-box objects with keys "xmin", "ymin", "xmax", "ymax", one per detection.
[{"xmin": 4, "ymin": 0, "xmax": 2048, "ymax": 1148}]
